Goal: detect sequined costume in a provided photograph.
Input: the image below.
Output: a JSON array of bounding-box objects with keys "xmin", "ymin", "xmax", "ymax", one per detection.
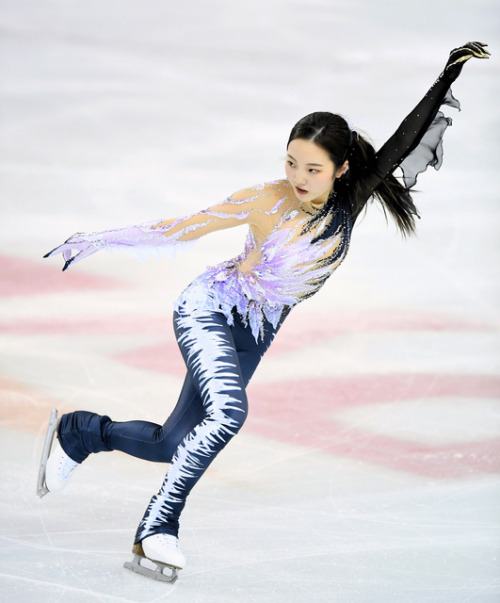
[
  {"xmin": 59, "ymin": 65, "xmax": 461, "ymax": 342},
  {"xmin": 46, "ymin": 56, "xmax": 472, "ymax": 546}
]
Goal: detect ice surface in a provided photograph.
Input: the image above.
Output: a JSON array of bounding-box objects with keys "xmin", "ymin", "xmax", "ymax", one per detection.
[{"xmin": 1, "ymin": 1, "xmax": 499, "ymax": 601}]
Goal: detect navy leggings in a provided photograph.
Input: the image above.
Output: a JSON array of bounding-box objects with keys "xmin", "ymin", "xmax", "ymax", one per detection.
[{"xmin": 57, "ymin": 306, "xmax": 286, "ymax": 541}]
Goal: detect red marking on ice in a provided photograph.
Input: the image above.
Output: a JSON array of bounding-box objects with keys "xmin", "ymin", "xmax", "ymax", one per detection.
[
  {"xmin": 114, "ymin": 342, "xmax": 186, "ymax": 376},
  {"xmin": 0, "ymin": 315, "xmax": 173, "ymax": 336},
  {"xmin": 104, "ymin": 310, "xmax": 491, "ymax": 377},
  {"xmin": 0, "ymin": 374, "xmax": 63, "ymax": 432},
  {"xmin": 4, "ymin": 307, "xmax": 493, "ymax": 384},
  {"xmin": 0, "ymin": 254, "xmax": 123, "ymax": 297},
  {"xmin": 267, "ymin": 311, "xmax": 492, "ymax": 356},
  {"xmin": 2, "ymin": 304, "xmax": 489, "ymax": 339},
  {"xmin": 246, "ymin": 374, "xmax": 500, "ymax": 478}
]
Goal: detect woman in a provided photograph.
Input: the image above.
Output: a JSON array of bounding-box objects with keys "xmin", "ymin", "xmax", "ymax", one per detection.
[{"xmin": 39, "ymin": 42, "xmax": 489, "ymax": 582}]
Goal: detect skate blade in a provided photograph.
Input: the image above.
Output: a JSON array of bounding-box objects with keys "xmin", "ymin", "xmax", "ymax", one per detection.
[
  {"xmin": 36, "ymin": 408, "xmax": 59, "ymax": 498},
  {"xmin": 124, "ymin": 553, "xmax": 179, "ymax": 584}
]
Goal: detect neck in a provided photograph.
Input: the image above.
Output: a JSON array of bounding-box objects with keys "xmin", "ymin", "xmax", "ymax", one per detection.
[{"xmin": 306, "ymin": 190, "xmax": 336, "ymax": 211}]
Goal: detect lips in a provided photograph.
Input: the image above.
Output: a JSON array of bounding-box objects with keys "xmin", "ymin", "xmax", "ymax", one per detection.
[{"xmin": 295, "ymin": 186, "xmax": 308, "ymax": 195}]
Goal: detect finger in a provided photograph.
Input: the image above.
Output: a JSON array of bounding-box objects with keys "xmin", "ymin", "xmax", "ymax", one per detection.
[
  {"xmin": 447, "ymin": 43, "xmax": 490, "ymax": 69},
  {"xmin": 61, "ymin": 246, "xmax": 97, "ymax": 271},
  {"xmin": 43, "ymin": 245, "xmax": 64, "ymax": 258},
  {"xmin": 475, "ymin": 47, "xmax": 491, "ymax": 58},
  {"xmin": 44, "ymin": 239, "xmax": 90, "ymax": 260},
  {"xmin": 451, "ymin": 55, "xmax": 472, "ymax": 66},
  {"xmin": 464, "ymin": 41, "xmax": 490, "ymax": 58},
  {"xmin": 469, "ymin": 44, "xmax": 490, "ymax": 58},
  {"xmin": 44, "ymin": 245, "xmax": 78, "ymax": 260},
  {"xmin": 62, "ymin": 257, "xmax": 74, "ymax": 272},
  {"xmin": 470, "ymin": 41, "xmax": 489, "ymax": 51}
]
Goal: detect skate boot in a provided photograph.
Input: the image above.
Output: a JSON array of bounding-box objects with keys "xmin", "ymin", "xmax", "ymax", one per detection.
[
  {"xmin": 45, "ymin": 439, "xmax": 80, "ymax": 493},
  {"xmin": 124, "ymin": 534, "xmax": 185, "ymax": 583},
  {"xmin": 37, "ymin": 409, "xmax": 81, "ymax": 497}
]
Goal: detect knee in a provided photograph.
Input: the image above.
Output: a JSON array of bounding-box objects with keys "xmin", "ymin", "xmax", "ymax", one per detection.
[
  {"xmin": 150, "ymin": 428, "xmax": 181, "ymax": 463},
  {"xmin": 215, "ymin": 398, "xmax": 248, "ymax": 434},
  {"xmin": 229, "ymin": 408, "xmax": 248, "ymax": 433}
]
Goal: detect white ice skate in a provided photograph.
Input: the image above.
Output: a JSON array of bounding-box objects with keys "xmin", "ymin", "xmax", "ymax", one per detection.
[
  {"xmin": 37, "ymin": 408, "xmax": 80, "ymax": 497},
  {"xmin": 124, "ymin": 534, "xmax": 185, "ymax": 583}
]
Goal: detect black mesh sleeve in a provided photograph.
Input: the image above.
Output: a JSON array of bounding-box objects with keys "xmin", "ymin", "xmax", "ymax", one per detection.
[{"xmin": 365, "ymin": 67, "xmax": 463, "ymax": 194}]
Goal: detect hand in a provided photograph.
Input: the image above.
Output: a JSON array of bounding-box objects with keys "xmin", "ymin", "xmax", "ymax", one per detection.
[
  {"xmin": 43, "ymin": 233, "xmax": 99, "ymax": 271},
  {"xmin": 445, "ymin": 41, "xmax": 490, "ymax": 77}
]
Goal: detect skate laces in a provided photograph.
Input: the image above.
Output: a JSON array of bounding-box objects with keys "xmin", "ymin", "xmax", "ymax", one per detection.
[
  {"xmin": 55, "ymin": 444, "xmax": 78, "ymax": 478},
  {"xmin": 163, "ymin": 535, "xmax": 180, "ymax": 549}
]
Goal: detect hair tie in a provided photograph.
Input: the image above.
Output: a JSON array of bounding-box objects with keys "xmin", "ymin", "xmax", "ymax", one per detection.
[{"xmin": 346, "ymin": 129, "xmax": 359, "ymax": 161}]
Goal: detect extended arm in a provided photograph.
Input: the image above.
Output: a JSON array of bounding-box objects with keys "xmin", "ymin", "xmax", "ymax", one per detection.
[
  {"xmin": 44, "ymin": 187, "xmax": 269, "ymax": 271},
  {"xmin": 366, "ymin": 42, "xmax": 490, "ymax": 191}
]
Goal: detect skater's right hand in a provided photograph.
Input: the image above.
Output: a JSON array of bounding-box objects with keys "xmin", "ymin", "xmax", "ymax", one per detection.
[{"xmin": 43, "ymin": 234, "xmax": 99, "ymax": 271}]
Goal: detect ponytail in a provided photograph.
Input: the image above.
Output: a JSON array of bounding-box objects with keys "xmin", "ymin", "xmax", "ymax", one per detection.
[
  {"xmin": 288, "ymin": 112, "xmax": 419, "ymax": 237},
  {"xmin": 340, "ymin": 131, "xmax": 419, "ymax": 237}
]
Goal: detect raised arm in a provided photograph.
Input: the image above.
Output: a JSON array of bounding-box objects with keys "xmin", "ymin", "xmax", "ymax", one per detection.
[
  {"xmin": 366, "ymin": 42, "xmax": 490, "ymax": 192},
  {"xmin": 44, "ymin": 185, "xmax": 274, "ymax": 271}
]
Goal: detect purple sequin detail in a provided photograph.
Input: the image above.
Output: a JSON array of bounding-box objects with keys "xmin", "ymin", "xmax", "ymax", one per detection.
[
  {"xmin": 74, "ymin": 189, "xmax": 352, "ymax": 342},
  {"xmin": 175, "ymin": 210, "xmax": 350, "ymax": 342}
]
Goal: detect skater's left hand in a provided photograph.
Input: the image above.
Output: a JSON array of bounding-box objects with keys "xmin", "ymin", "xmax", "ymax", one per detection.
[
  {"xmin": 44, "ymin": 234, "xmax": 100, "ymax": 271},
  {"xmin": 444, "ymin": 41, "xmax": 490, "ymax": 78}
]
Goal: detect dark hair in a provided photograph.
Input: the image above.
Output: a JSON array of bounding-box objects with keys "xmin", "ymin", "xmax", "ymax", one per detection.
[{"xmin": 287, "ymin": 111, "xmax": 418, "ymax": 236}]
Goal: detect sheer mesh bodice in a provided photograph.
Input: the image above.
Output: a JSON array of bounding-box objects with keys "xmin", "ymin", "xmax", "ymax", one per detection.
[{"xmin": 172, "ymin": 181, "xmax": 352, "ymax": 340}]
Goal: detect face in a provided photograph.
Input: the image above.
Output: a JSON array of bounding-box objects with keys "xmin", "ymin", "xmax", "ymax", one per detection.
[{"xmin": 285, "ymin": 138, "xmax": 347, "ymax": 206}]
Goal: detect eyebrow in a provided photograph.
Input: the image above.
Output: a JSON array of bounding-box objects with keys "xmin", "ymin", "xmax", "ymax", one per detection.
[{"xmin": 286, "ymin": 153, "xmax": 324, "ymax": 167}]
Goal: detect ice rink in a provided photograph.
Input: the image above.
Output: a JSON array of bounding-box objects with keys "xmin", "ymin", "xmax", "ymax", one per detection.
[{"xmin": 1, "ymin": 1, "xmax": 499, "ymax": 601}]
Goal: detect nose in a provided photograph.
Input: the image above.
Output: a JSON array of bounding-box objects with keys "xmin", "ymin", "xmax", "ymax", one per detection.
[{"xmin": 295, "ymin": 170, "xmax": 307, "ymax": 185}]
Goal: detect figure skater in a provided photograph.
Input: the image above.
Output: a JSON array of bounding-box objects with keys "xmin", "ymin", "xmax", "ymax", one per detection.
[{"xmin": 38, "ymin": 42, "xmax": 490, "ymax": 582}]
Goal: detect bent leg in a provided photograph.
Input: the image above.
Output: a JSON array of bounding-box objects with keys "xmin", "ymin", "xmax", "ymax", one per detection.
[
  {"xmin": 135, "ymin": 308, "xmax": 285, "ymax": 541},
  {"xmin": 55, "ymin": 313, "xmax": 262, "ymax": 466},
  {"xmin": 55, "ymin": 304, "xmax": 287, "ymax": 540},
  {"xmin": 135, "ymin": 309, "xmax": 249, "ymax": 540},
  {"xmin": 57, "ymin": 373, "xmax": 206, "ymax": 464},
  {"xmin": 104, "ymin": 374, "xmax": 206, "ymax": 462}
]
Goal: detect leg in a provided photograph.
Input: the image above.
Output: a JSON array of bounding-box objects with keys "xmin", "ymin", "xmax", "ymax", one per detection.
[
  {"xmin": 55, "ymin": 304, "xmax": 286, "ymax": 466},
  {"xmin": 134, "ymin": 307, "xmax": 285, "ymax": 542},
  {"xmin": 56, "ymin": 368, "xmax": 206, "ymax": 465},
  {"xmin": 47, "ymin": 305, "xmax": 286, "ymax": 577},
  {"xmin": 52, "ymin": 306, "xmax": 284, "ymax": 532},
  {"xmin": 135, "ymin": 308, "xmax": 253, "ymax": 541}
]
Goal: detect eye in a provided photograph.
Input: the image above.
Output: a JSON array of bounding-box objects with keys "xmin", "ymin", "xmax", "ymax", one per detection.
[
  {"xmin": 287, "ymin": 160, "xmax": 295, "ymax": 168},
  {"xmin": 309, "ymin": 169, "xmax": 319, "ymax": 174}
]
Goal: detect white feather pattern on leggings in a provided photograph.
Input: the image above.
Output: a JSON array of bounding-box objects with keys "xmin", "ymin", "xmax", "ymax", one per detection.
[{"xmin": 138, "ymin": 309, "xmax": 247, "ymax": 540}]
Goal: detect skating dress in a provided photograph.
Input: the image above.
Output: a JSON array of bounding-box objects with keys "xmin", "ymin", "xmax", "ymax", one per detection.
[{"xmin": 80, "ymin": 67, "xmax": 462, "ymax": 341}]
